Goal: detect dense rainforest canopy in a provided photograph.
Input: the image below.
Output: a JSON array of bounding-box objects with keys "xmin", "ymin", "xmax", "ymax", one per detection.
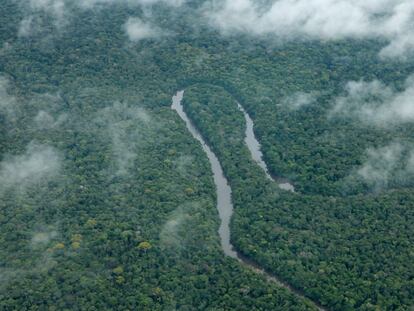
[{"xmin": 1, "ymin": 0, "xmax": 414, "ymax": 310}]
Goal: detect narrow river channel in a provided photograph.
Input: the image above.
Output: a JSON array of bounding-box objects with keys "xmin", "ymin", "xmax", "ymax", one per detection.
[
  {"xmin": 171, "ymin": 91, "xmax": 326, "ymax": 311},
  {"xmin": 172, "ymin": 91, "xmax": 238, "ymax": 258},
  {"xmin": 237, "ymin": 103, "xmax": 295, "ymax": 192}
]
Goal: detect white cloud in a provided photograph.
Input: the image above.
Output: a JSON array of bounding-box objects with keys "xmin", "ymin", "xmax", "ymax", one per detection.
[
  {"xmin": 356, "ymin": 142, "xmax": 414, "ymax": 188},
  {"xmin": 357, "ymin": 143, "xmax": 403, "ymax": 187},
  {"xmin": 34, "ymin": 110, "xmax": 67, "ymax": 129},
  {"xmin": 22, "ymin": 0, "xmax": 184, "ymax": 11},
  {"xmin": 96, "ymin": 102, "xmax": 151, "ymax": 176},
  {"xmin": 159, "ymin": 205, "xmax": 191, "ymax": 249},
  {"xmin": 0, "ymin": 142, "xmax": 61, "ymax": 190},
  {"xmin": 17, "ymin": 0, "xmax": 184, "ymax": 36},
  {"xmin": 18, "ymin": 17, "xmax": 35, "ymax": 37},
  {"xmin": 17, "ymin": 0, "xmax": 67, "ymax": 36},
  {"xmin": 331, "ymin": 75, "xmax": 414, "ymax": 126},
  {"xmin": 31, "ymin": 230, "xmax": 58, "ymax": 245},
  {"xmin": 282, "ymin": 92, "xmax": 316, "ymax": 110},
  {"xmin": 205, "ymin": 0, "xmax": 414, "ymax": 59},
  {"xmin": 79, "ymin": 0, "xmax": 185, "ymax": 8},
  {"xmin": 28, "ymin": 0, "xmax": 65, "ymax": 18},
  {"xmin": 124, "ymin": 17, "xmax": 160, "ymax": 42}
]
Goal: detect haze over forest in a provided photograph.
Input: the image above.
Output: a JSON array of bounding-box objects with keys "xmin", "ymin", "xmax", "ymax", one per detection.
[{"xmin": 1, "ymin": 0, "xmax": 414, "ymax": 310}]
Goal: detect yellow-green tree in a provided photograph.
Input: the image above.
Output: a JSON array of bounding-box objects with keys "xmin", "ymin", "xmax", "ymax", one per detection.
[{"xmin": 137, "ymin": 241, "xmax": 152, "ymax": 252}]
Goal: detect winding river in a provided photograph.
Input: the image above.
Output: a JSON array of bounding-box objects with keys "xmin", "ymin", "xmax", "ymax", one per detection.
[
  {"xmin": 172, "ymin": 91, "xmax": 238, "ymax": 258},
  {"xmin": 236, "ymin": 103, "xmax": 295, "ymax": 192},
  {"xmin": 172, "ymin": 91, "xmax": 325, "ymax": 310}
]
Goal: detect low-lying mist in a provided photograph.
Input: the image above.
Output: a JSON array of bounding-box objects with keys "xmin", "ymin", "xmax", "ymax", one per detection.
[
  {"xmin": 0, "ymin": 141, "xmax": 61, "ymax": 191},
  {"xmin": 352, "ymin": 142, "xmax": 414, "ymax": 190},
  {"xmin": 331, "ymin": 75, "xmax": 414, "ymax": 126},
  {"xmin": 205, "ymin": 0, "xmax": 414, "ymax": 59}
]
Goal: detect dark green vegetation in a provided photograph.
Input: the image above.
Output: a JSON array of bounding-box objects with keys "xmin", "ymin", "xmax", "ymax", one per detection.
[
  {"xmin": 0, "ymin": 1, "xmax": 315, "ymax": 310},
  {"xmin": 1, "ymin": 0, "xmax": 414, "ymax": 310},
  {"xmin": 183, "ymin": 85, "xmax": 414, "ymax": 310},
  {"xmin": 0, "ymin": 89, "xmax": 313, "ymax": 311}
]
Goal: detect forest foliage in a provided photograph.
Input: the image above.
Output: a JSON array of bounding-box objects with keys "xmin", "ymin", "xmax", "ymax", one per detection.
[{"xmin": 1, "ymin": 0, "xmax": 414, "ymax": 310}]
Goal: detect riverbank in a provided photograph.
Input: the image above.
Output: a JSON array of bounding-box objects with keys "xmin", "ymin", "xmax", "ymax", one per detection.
[{"xmin": 172, "ymin": 90, "xmax": 326, "ymax": 311}]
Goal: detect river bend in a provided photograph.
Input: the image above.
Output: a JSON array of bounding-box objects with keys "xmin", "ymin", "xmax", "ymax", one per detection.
[
  {"xmin": 172, "ymin": 91, "xmax": 238, "ymax": 258},
  {"xmin": 171, "ymin": 91, "xmax": 325, "ymax": 311},
  {"xmin": 237, "ymin": 103, "xmax": 295, "ymax": 192}
]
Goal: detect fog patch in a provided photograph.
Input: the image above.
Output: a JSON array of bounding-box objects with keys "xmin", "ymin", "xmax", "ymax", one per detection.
[
  {"xmin": 357, "ymin": 143, "xmax": 403, "ymax": 188},
  {"xmin": 0, "ymin": 253, "xmax": 58, "ymax": 292},
  {"xmin": 78, "ymin": 0, "xmax": 186, "ymax": 9},
  {"xmin": 0, "ymin": 42, "xmax": 12, "ymax": 55},
  {"xmin": 331, "ymin": 76, "xmax": 414, "ymax": 126},
  {"xmin": 17, "ymin": 0, "xmax": 185, "ymax": 36},
  {"xmin": 111, "ymin": 127, "xmax": 136, "ymax": 176},
  {"xmin": 18, "ymin": 0, "xmax": 67, "ymax": 36},
  {"xmin": 99, "ymin": 101, "xmax": 150, "ymax": 124},
  {"xmin": 18, "ymin": 16, "xmax": 35, "ymax": 37},
  {"xmin": 281, "ymin": 92, "xmax": 316, "ymax": 110},
  {"xmin": 29, "ymin": 93, "xmax": 68, "ymax": 129},
  {"xmin": 34, "ymin": 110, "xmax": 67, "ymax": 129},
  {"xmin": 96, "ymin": 102, "xmax": 151, "ymax": 176},
  {"xmin": 27, "ymin": 0, "xmax": 66, "ymax": 20},
  {"xmin": 0, "ymin": 142, "xmax": 61, "ymax": 191},
  {"xmin": 124, "ymin": 17, "xmax": 160, "ymax": 42},
  {"xmin": 31, "ymin": 230, "xmax": 58, "ymax": 246},
  {"xmin": 353, "ymin": 142, "xmax": 414, "ymax": 189},
  {"xmin": 174, "ymin": 155, "xmax": 195, "ymax": 177},
  {"xmin": 1, "ymin": 86, "xmax": 67, "ymax": 129},
  {"xmin": 204, "ymin": 0, "xmax": 414, "ymax": 59},
  {"xmin": 159, "ymin": 205, "xmax": 191, "ymax": 249},
  {"xmin": 1, "ymin": 227, "xmax": 59, "ymax": 291}
]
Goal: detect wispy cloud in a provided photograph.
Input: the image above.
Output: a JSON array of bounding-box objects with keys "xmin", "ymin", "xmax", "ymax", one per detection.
[
  {"xmin": 355, "ymin": 142, "xmax": 414, "ymax": 189},
  {"xmin": 0, "ymin": 230, "xmax": 58, "ymax": 292},
  {"xmin": 95, "ymin": 101, "xmax": 151, "ymax": 176},
  {"xmin": 281, "ymin": 92, "xmax": 316, "ymax": 110},
  {"xmin": 124, "ymin": 17, "xmax": 160, "ymax": 42},
  {"xmin": 17, "ymin": 0, "xmax": 185, "ymax": 36},
  {"xmin": 31, "ymin": 230, "xmax": 58, "ymax": 246},
  {"xmin": 0, "ymin": 142, "xmax": 61, "ymax": 190},
  {"xmin": 331, "ymin": 75, "xmax": 414, "ymax": 126},
  {"xmin": 79, "ymin": 0, "xmax": 185, "ymax": 8},
  {"xmin": 27, "ymin": 93, "xmax": 68, "ymax": 129},
  {"xmin": 18, "ymin": 0, "xmax": 67, "ymax": 36},
  {"xmin": 159, "ymin": 205, "xmax": 190, "ymax": 249},
  {"xmin": 34, "ymin": 110, "xmax": 67, "ymax": 129},
  {"xmin": 205, "ymin": 0, "xmax": 414, "ymax": 59}
]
